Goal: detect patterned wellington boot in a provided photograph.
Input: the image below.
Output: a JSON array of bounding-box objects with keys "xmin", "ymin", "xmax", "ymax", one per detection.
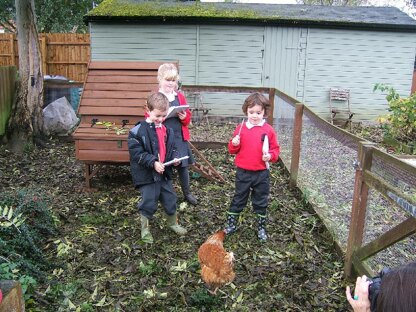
[
  {"xmin": 224, "ymin": 212, "xmax": 239, "ymax": 234},
  {"xmin": 257, "ymin": 214, "xmax": 268, "ymax": 241}
]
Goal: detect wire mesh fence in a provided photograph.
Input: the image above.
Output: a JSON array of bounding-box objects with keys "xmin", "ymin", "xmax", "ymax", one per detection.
[
  {"xmin": 274, "ymin": 96, "xmax": 295, "ymax": 170},
  {"xmin": 274, "ymin": 93, "xmax": 416, "ymax": 274},
  {"xmin": 364, "ymin": 149, "xmax": 416, "ymax": 271}
]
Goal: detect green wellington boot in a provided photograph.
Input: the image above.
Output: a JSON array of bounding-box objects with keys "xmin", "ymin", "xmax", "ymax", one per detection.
[
  {"xmin": 141, "ymin": 215, "xmax": 154, "ymax": 244},
  {"xmin": 166, "ymin": 213, "xmax": 188, "ymax": 235}
]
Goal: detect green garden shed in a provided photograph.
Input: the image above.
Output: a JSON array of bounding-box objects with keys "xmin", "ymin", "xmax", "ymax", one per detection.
[{"xmin": 85, "ymin": 0, "xmax": 416, "ymax": 121}]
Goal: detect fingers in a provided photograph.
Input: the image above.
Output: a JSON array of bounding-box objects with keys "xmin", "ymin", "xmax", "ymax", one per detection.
[
  {"xmin": 346, "ymin": 286, "xmax": 354, "ymax": 305},
  {"xmin": 154, "ymin": 161, "xmax": 165, "ymax": 173},
  {"xmin": 262, "ymin": 153, "xmax": 271, "ymax": 162},
  {"xmin": 232, "ymin": 137, "xmax": 240, "ymax": 146},
  {"xmin": 346, "ymin": 276, "xmax": 371, "ymax": 312},
  {"xmin": 355, "ymin": 275, "xmax": 370, "ymax": 295},
  {"xmin": 177, "ymin": 111, "xmax": 186, "ymax": 120}
]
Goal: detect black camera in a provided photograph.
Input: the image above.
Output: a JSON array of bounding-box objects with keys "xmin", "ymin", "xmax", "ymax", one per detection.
[{"xmin": 368, "ymin": 268, "xmax": 391, "ymax": 312}]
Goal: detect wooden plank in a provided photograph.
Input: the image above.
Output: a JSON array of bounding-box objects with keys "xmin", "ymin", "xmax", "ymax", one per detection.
[
  {"xmin": 76, "ymin": 139, "xmax": 129, "ymax": 151},
  {"xmin": 81, "ymin": 98, "xmax": 146, "ymax": 107},
  {"xmin": 73, "ymin": 133, "xmax": 127, "ymax": 140},
  {"xmin": 47, "ymin": 42, "xmax": 90, "ymax": 46},
  {"xmin": 344, "ymin": 143, "xmax": 376, "ymax": 277},
  {"xmin": 73, "ymin": 133, "xmax": 128, "ymax": 140},
  {"xmin": 355, "ymin": 217, "xmax": 416, "ymax": 261},
  {"xmin": 76, "ymin": 149, "xmax": 130, "ymax": 162},
  {"xmin": 73, "ymin": 125, "xmax": 129, "ymax": 134},
  {"xmin": 84, "ymin": 82, "xmax": 156, "ymax": 92},
  {"xmin": 10, "ymin": 34, "xmax": 15, "ymax": 66},
  {"xmin": 189, "ymin": 142, "xmax": 225, "ymax": 183},
  {"xmin": 267, "ymin": 88, "xmax": 275, "ymax": 125},
  {"xmin": 75, "ymin": 140, "xmax": 81, "ymax": 159},
  {"xmin": 363, "ymin": 170, "xmax": 416, "ymax": 217},
  {"xmin": 89, "ymin": 61, "xmax": 166, "ymax": 70},
  {"xmin": 73, "ymin": 126, "xmax": 130, "ymax": 134},
  {"xmin": 372, "ymin": 148, "xmax": 416, "ymax": 177},
  {"xmin": 289, "ymin": 103, "xmax": 304, "ymax": 188},
  {"xmin": 86, "ymin": 76, "xmax": 158, "ymax": 84},
  {"xmin": 183, "ymin": 85, "xmax": 270, "ymax": 94},
  {"xmin": 351, "ymin": 254, "xmax": 375, "ymax": 277},
  {"xmin": 79, "ymin": 106, "xmax": 144, "ymax": 116},
  {"xmin": 78, "ymin": 116, "xmax": 142, "ymax": 125},
  {"xmin": 88, "ymin": 70, "xmax": 159, "ymax": 76},
  {"xmin": 47, "ymin": 61, "xmax": 88, "ymax": 65},
  {"xmin": 82, "ymin": 90, "xmax": 150, "ymax": 99}
]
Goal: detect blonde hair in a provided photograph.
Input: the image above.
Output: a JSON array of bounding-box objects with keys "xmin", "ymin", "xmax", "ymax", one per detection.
[{"xmin": 157, "ymin": 63, "xmax": 180, "ymax": 83}]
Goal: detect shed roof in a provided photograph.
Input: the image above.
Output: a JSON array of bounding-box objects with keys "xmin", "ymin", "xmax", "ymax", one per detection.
[{"xmin": 85, "ymin": 0, "xmax": 416, "ymax": 32}]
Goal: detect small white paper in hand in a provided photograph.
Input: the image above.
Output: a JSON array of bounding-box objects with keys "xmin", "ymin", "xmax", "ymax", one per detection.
[
  {"xmin": 262, "ymin": 135, "xmax": 270, "ymax": 170},
  {"xmin": 163, "ymin": 155, "xmax": 189, "ymax": 166}
]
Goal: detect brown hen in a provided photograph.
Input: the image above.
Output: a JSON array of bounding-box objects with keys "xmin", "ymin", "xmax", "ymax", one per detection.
[{"xmin": 197, "ymin": 230, "xmax": 235, "ymax": 294}]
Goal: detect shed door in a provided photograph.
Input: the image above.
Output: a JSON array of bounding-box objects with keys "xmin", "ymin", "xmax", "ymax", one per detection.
[{"xmin": 263, "ymin": 27, "xmax": 305, "ymax": 99}]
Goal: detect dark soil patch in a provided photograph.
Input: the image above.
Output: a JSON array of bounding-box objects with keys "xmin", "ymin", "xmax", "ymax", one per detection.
[{"xmin": 0, "ymin": 132, "xmax": 350, "ymax": 311}]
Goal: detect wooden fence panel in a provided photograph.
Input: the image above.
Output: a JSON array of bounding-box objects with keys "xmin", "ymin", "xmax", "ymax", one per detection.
[
  {"xmin": 0, "ymin": 66, "xmax": 17, "ymax": 136},
  {"xmin": 344, "ymin": 143, "xmax": 416, "ymax": 277},
  {"xmin": 0, "ymin": 33, "xmax": 89, "ymax": 83},
  {"xmin": 0, "ymin": 34, "xmax": 17, "ymax": 67},
  {"xmin": 44, "ymin": 33, "xmax": 89, "ymax": 83}
]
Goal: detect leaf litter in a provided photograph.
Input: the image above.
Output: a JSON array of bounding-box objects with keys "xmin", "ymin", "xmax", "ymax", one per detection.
[{"xmin": 0, "ymin": 126, "xmax": 350, "ymax": 311}]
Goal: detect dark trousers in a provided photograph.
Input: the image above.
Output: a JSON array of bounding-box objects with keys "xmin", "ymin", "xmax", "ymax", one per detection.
[
  {"xmin": 138, "ymin": 180, "xmax": 177, "ymax": 219},
  {"xmin": 176, "ymin": 166, "xmax": 190, "ymax": 195},
  {"xmin": 229, "ymin": 168, "xmax": 269, "ymax": 216}
]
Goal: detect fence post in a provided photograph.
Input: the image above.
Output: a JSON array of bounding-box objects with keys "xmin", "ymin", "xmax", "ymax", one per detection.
[
  {"xmin": 344, "ymin": 142, "xmax": 376, "ymax": 277},
  {"xmin": 289, "ymin": 103, "xmax": 304, "ymax": 188},
  {"xmin": 9, "ymin": 34, "xmax": 15, "ymax": 66},
  {"xmin": 268, "ymin": 88, "xmax": 276, "ymax": 125}
]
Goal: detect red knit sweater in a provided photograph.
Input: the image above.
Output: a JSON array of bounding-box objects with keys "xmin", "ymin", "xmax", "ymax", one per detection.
[{"xmin": 228, "ymin": 122, "xmax": 280, "ymax": 171}]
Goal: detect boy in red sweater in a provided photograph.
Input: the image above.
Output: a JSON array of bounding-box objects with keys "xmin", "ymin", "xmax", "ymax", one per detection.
[{"xmin": 225, "ymin": 92, "xmax": 280, "ymax": 241}]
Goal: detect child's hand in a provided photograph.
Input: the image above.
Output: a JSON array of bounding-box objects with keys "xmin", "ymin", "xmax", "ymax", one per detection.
[
  {"xmin": 154, "ymin": 161, "xmax": 165, "ymax": 174},
  {"xmin": 262, "ymin": 153, "xmax": 271, "ymax": 162},
  {"xmin": 177, "ymin": 111, "xmax": 186, "ymax": 120},
  {"xmin": 173, "ymin": 158, "xmax": 181, "ymax": 166},
  {"xmin": 232, "ymin": 135, "xmax": 240, "ymax": 146}
]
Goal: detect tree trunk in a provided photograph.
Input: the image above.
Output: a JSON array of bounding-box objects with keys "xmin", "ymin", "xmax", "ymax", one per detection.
[{"xmin": 7, "ymin": 0, "xmax": 43, "ymax": 154}]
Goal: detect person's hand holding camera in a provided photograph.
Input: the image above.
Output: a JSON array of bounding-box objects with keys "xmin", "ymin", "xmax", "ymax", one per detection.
[{"xmin": 346, "ymin": 275, "xmax": 371, "ymax": 312}]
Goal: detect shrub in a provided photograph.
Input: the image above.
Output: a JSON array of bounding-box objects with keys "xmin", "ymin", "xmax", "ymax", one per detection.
[
  {"xmin": 374, "ymin": 83, "xmax": 416, "ymax": 144},
  {"xmin": 0, "ymin": 188, "xmax": 58, "ymax": 283}
]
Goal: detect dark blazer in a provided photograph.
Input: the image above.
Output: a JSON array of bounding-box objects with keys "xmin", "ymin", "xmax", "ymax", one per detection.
[{"xmin": 128, "ymin": 121, "xmax": 177, "ymax": 188}]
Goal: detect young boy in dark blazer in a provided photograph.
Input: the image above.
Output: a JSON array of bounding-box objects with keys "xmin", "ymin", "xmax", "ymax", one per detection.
[{"xmin": 128, "ymin": 92, "xmax": 187, "ymax": 244}]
